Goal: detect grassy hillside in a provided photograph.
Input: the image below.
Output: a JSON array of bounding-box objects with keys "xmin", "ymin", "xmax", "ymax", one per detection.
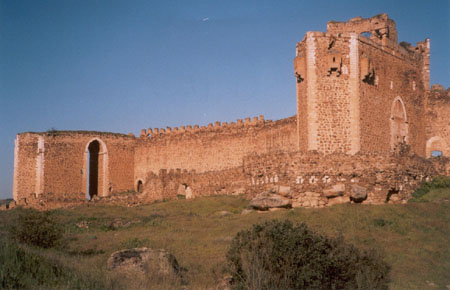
[{"xmin": 1, "ymin": 188, "xmax": 449, "ymax": 289}]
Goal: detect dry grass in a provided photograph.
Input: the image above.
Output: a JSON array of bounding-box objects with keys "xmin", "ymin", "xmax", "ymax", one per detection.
[{"xmin": 1, "ymin": 189, "xmax": 449, "ymax": 289}]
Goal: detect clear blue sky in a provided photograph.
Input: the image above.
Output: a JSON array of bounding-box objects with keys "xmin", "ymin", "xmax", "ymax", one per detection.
[{"xmin": 0, "ymin": 0, "xmax": 449, "ymax": 199}]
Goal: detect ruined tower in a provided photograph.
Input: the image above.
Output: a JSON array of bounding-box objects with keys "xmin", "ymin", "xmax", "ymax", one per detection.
[{"xmin": 294, "ymin": 14, "xmax": 430, "ymax": 155}]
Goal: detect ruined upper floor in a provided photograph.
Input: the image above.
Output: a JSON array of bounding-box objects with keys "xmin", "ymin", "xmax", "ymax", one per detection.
[
  {"xmin": 327, "ymin": 13, "xmax": 398, "ymax": 44},
  {"xmin": 325, "ymin": 14, "xmax": 429, "ymax": 59}
]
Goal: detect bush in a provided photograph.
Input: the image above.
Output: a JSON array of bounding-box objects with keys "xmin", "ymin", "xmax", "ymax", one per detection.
[
  {"xmin": 412, "ymin": 176, "xmax": 450, "ymax": 200},
  {"xmin": 12, "ymin": 209, "xmax": 63, "ymax": 248},
  {"xmin": 226, "ymin": 220, "xmax": 390, "ymax": 290},
  {"xmin": 0, "ymin": 238, "xmax": 66, "ymax": 289},
  {"xmin": 0, "ymin": 237, "xmax": 113, "ymax": 289}
]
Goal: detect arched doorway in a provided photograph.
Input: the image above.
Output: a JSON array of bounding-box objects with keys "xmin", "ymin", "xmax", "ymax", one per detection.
[
  {"xmin": 390, "ymin": 97, "xmax": 408, "ymax": 151},
  {"xmin": 88, "ymin": 141, "xmax": 100, "ymax": 198},
  {"xmin": 83, "ymin": 138, "xmax": 109, "ymax": 199},
  {"xmin": 136, "ymin": 180, "xmax": 143, "ymax": 193}
]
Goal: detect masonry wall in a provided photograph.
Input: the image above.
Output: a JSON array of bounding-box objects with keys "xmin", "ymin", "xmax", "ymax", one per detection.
[
  {"xmin": 314, "ymin": 33, "xmax": 354, "ymax": 154},
  {"xmin": 13, "ymin": 134, "xmax": 38, "ymax": 201},
  {"xmin": 243, "ymin": 151, "xmax": 441, "ymax": 206},
  {"xmin": 13, "ymin": 132, "xmax": 135, "ymax": 203},
  {"xmin": 296, "ymin": 32, "xmax": 362, "ymax": 154},
  {"xmin": 358, "ymin": 37, "xmax": 428, "ymax": 156},
  {"xmin": 425, "ymin": 87, "xmax": 450, "ymax": 157},
  {"xmin": 134, "ymin": 116, "xmax": 297, "ymax": 184},
  {"xmin": 295, "ymin": 37, "xmax": 309, "ymax": 151}
]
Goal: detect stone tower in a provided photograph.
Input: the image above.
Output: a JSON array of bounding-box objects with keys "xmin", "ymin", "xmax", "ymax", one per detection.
[{"xmin": 294, "ymin": 14, "xmax": 430, "ymax": 155}]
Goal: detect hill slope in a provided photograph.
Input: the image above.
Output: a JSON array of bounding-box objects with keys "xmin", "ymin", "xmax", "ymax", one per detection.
[{"xmin": 1, "ymin": 189, "xmax": 449, "ymax": 289}]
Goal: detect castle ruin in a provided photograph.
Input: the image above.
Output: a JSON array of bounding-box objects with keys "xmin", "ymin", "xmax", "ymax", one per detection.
[{"xmin": 11, "ymin": 14, "xmax": 450, "ymax": 209}]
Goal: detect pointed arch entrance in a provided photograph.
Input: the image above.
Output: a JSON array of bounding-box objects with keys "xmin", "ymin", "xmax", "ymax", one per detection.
[
  {"xmin": 83, "ymin": 138, "xmax": 109, "ymax": 199},
  {"xmin": 390, "ymin": 97, "xmax": 408, "ymax": 151}
]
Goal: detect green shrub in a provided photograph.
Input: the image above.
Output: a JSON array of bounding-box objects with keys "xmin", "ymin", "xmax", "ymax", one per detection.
[
  {"xmin": 227, "ymin": 220, "xmax": 390, "ymax": 290},
  {"xmin": 0, "ymin": 237, "xmax": 112, "ymax": 289},
  {"xmin": 12, "ymin": 209, "xmax": 63, "ymax": 248},
  {"xmin": 0, "ymin": 238, "xmax": 64, "ymax": 289},
  {"xmin": 412, "ymin": 176, "xmax": 450, "ymax": 201}
]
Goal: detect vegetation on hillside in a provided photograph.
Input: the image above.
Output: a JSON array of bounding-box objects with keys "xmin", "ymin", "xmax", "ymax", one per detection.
[
  {"xmin": 227, "ymin": 220, "xmax": 389, "ymax": 289},
  {"xmin": 0, "ymin": 180, "xmax": 449, "ymax": 289}
]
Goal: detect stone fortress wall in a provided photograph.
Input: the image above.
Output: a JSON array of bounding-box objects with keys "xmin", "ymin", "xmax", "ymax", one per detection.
[
  {"xmin": 134, "ymin": 116, "xmax": 297, "ymax": 187},
  {"xmin": 11, "ymin": 14, "xmax": 450, "ymax": 209},
  {"xmin": 13, "ymin": 132, "xmax": 135, "ymax": 203}
]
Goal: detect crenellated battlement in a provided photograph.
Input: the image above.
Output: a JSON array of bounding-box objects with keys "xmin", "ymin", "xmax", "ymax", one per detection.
[{"xmin": 139, "ymin": 115, "xmax": 266, "ymax": 138}]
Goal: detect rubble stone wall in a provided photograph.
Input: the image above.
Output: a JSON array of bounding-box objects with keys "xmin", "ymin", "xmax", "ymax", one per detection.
[
  {"xmin": 425, "ymin": 87, "xmax": 450, "ymax": 157},
  {"xmin": 243, "ymin": 150, "xmax": 442, "ymax": 207},
  {"xmin": 134, "ymin": 116, "xmax": 297, "ymax": 185}
]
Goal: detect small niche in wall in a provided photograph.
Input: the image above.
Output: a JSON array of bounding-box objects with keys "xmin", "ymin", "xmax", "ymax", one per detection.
[
  {"xmin": 327, "ymin": 54, "xmax": 342, "ymax": 76},
  {"xmin": 360, "ymin": 57, "xmax": 375, "ymax": 85}
]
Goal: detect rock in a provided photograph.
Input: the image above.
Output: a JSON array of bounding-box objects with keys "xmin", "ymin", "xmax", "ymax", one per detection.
[
  {"xmin": 177, "ymin": 184, "xmax": 186, "ymax": 196},
  {"xmin": 292, "ymin": 201, "xmax": 303, "ymax": 208},
  {"xmin": 268, "ymin": 207, "xmax": 285, "ymax": 212},
  {"xmin": 327, "ymin": 196, "xmax": 350, "ymax": 206},
  {"xmin": 309, "ymin": 199, "xmax": 319, "ymax": 207},
  {"xmin": 425, "ymin": 280, "xmax": 437, "ymax": 287},
  {"xmin": 232, "ymin": 187, "xmax": 245, "ymax": 195},
  {"xmin": 107, "ymin": 248, "xmax": 180, "ymax": 277},
  {"xmin": 351, "ymin": 185, "xmax": 368, "ymax": 203},
  {"xmin": 241, "ymin": 209, "xmax": 253, "ymax": 215},
  {"xmin": 107, "ymin": 219, "xmax": 132, "ymax": 230},
  {"xmin": 277, "ymin": 185, "xmax": 291, "ymax": 195},
  {"xmin": 389, "ymin": 194, "xmax": 401, "ymax": 202},
  {"xmin": 249, "ymin": 192, "xmax": 291, "ymax": 210},
  {"xmin": 217, "ymin": 210, "xmax": 231, "ymax": 217},
  {"xmin": 302, "ymin": 200, "xmax": 311, "ymax": 207},
  {"xmin": 0, "ymin": 204, "xmax": 6, "ymax": 211},
  {"xmin": 323, "ymin": 183, "xmax": 345, "ymax": 198},
  {"xmin": 76, "ymin": 221, "xmax": 89, "ymax": 229},
  {"xmin": 185, "ymin": 186, "xmax": 193, "ymax": 199},
  {"xmin": 304, "ymin": 191, "xmax": 321, "ymax": 197},
  {"xmin": 7, "ymin": 201, "xmax": 16, "ymax": 209}
]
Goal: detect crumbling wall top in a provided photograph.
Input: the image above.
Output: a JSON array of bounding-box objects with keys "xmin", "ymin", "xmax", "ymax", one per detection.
[{"xmin": 327, "ymin": 13, "xmax": 398, "ymax": 44}]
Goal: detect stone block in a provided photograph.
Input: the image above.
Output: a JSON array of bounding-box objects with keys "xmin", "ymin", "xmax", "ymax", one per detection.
[
  {"xmin": 351, "ymin": 185, "xmax": 368, "ymax": 203},
  {"xmin": 323, "ymin": 183, "xmax": 345, "ymax": 198},
  {"xmin": 327, "ymin": 196, "xmax": 350, "ymax": 206}
]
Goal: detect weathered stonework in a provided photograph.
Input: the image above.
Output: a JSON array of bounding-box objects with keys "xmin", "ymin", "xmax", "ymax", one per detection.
[{"xmin": 12, "ymin": 14, "xmax": 449, "ymax": 209}]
